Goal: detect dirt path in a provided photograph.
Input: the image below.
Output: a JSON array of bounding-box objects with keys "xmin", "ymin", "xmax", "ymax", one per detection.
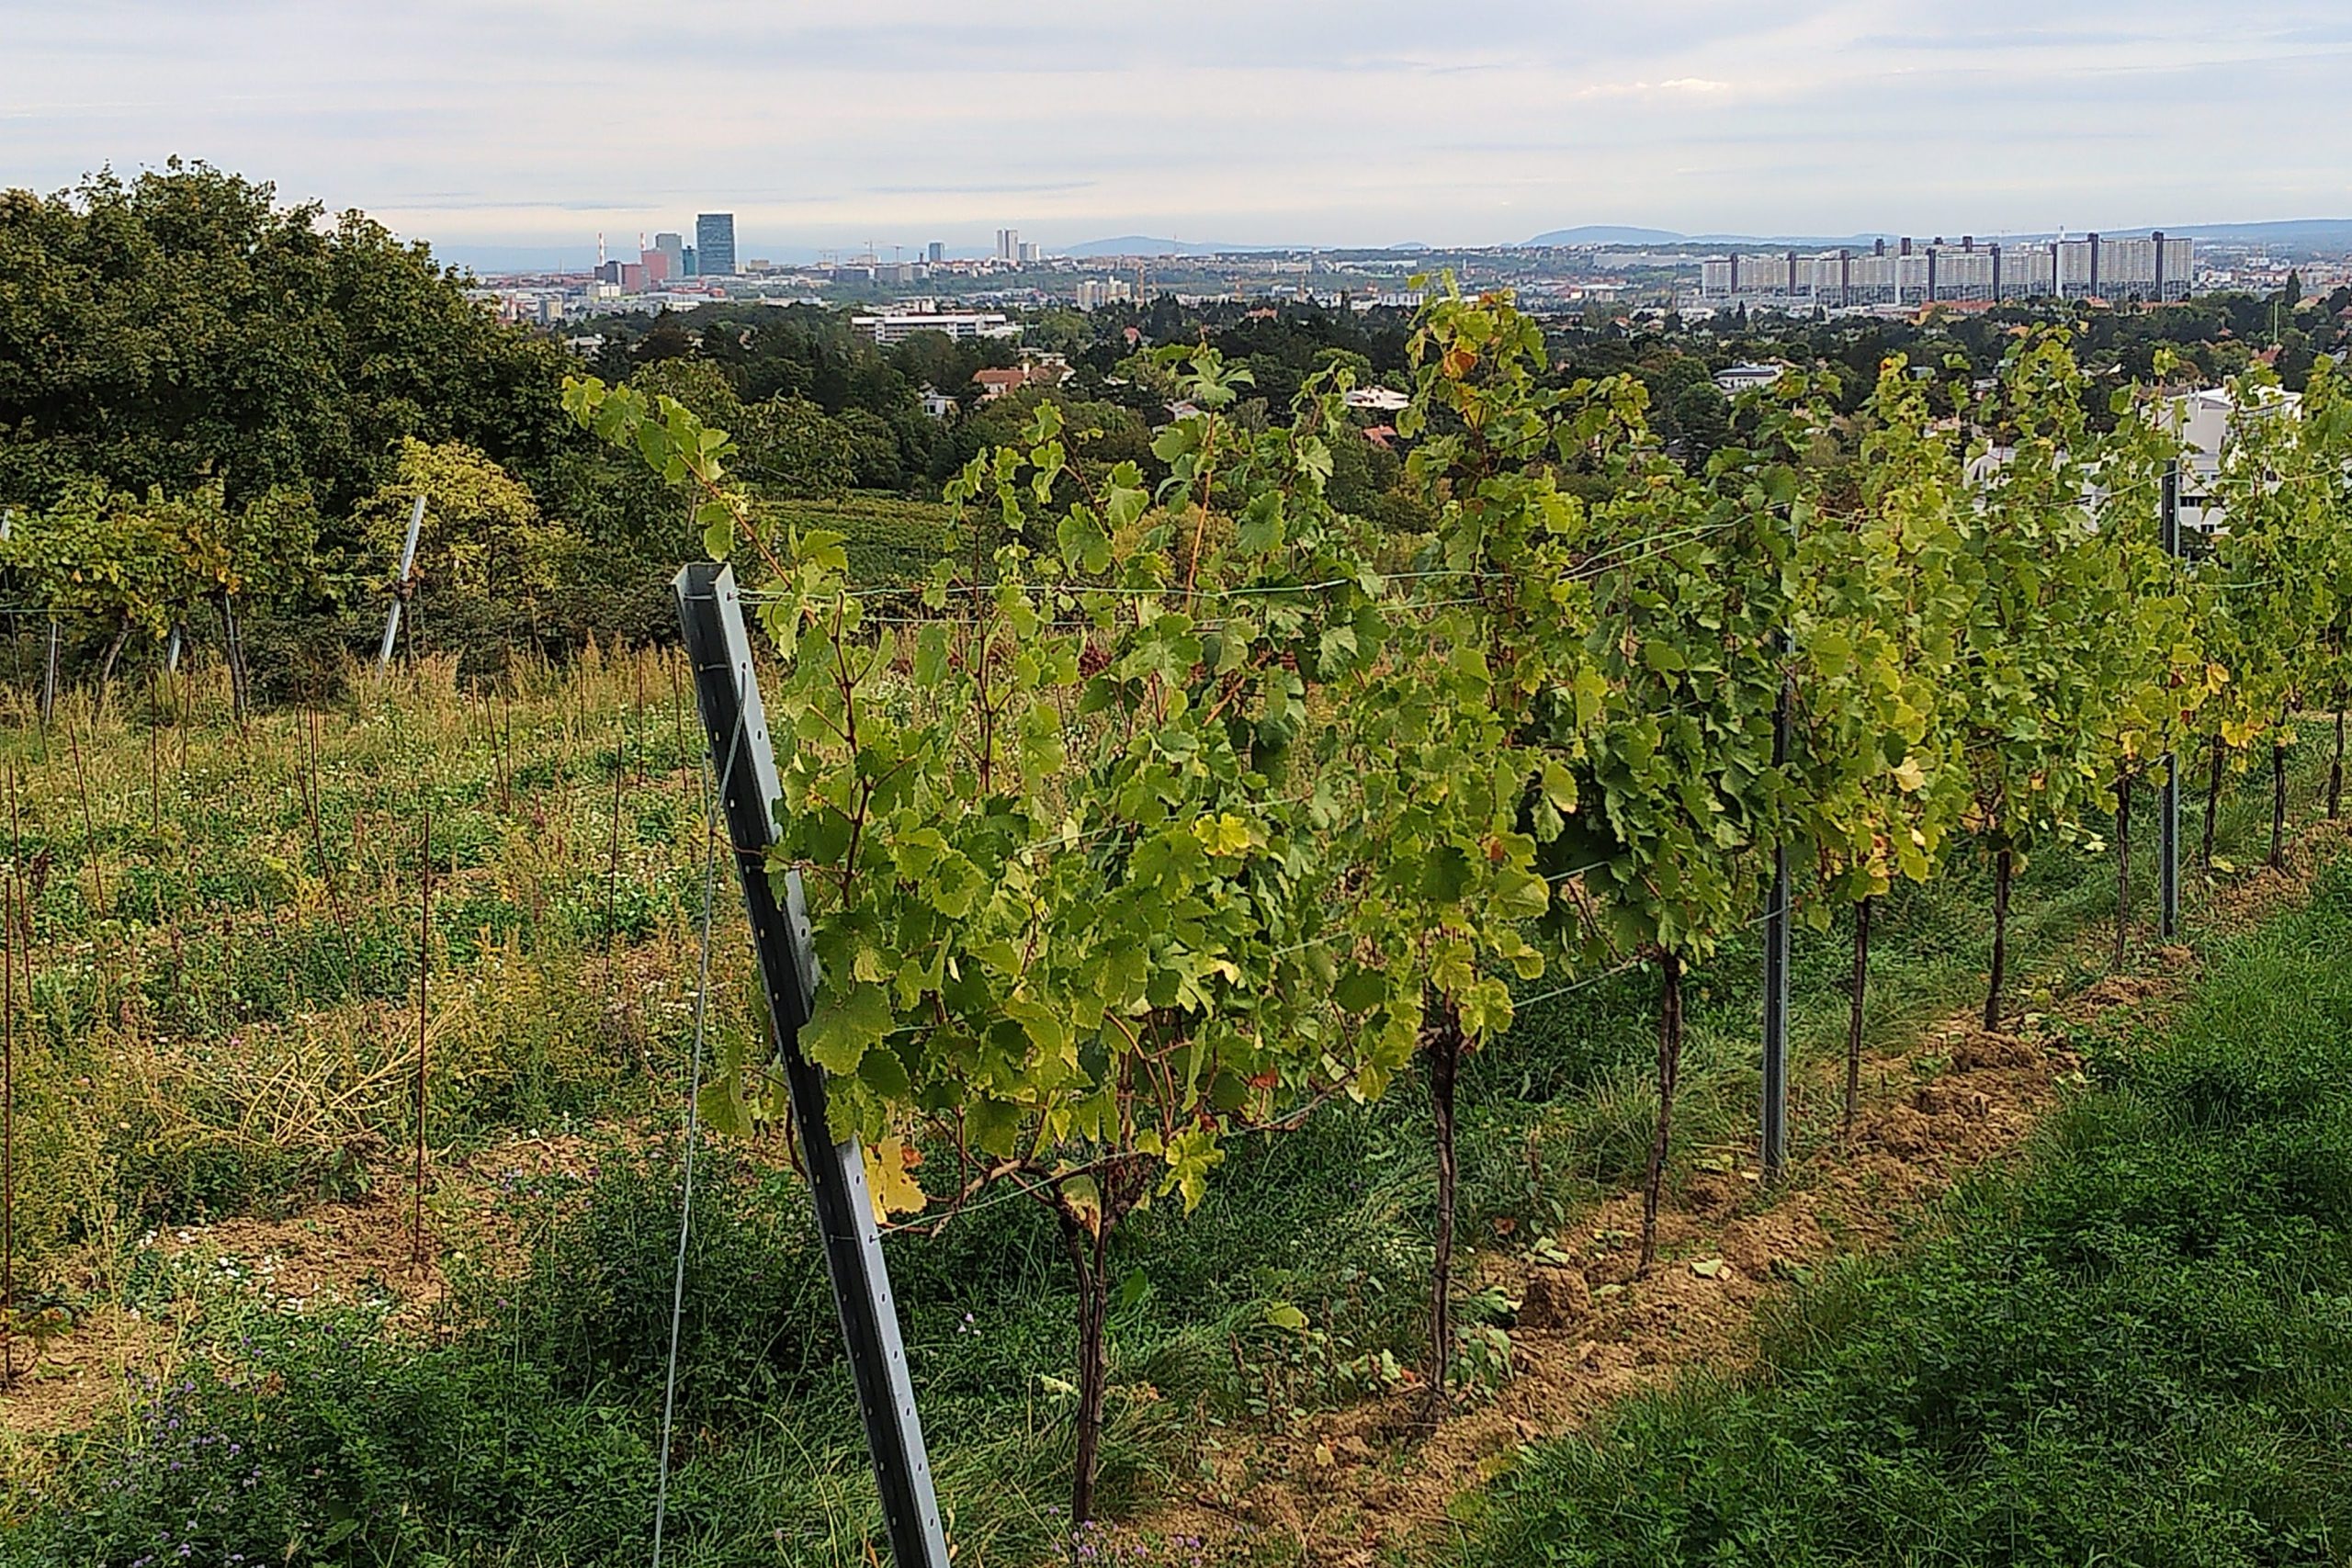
[{"xmin": 1115, "ymin": 831, "xmax": 2343, "ymax": 1567}]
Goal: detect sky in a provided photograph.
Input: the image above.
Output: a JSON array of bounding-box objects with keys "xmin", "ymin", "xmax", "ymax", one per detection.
[{"xmin": 5, "ymin": 0, "xmax": 2349, "ymax": 265}]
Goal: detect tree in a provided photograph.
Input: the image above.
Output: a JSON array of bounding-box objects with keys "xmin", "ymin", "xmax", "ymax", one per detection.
[
  {"xmin": 0, "ymin": 161, "xmax": 571, "ymax": 524},
  {"xmin": 1, "ymin": 483, "xmax": 185, "ymax": 684},
  {"xmin": 1558, "ymin": 426, "xmax": 1790, "ymax": 1271},
  {"xmin": 2086, "ymin": 363, "xmax": 2213, "ymax": 965},
  {"xmin": 837, "ymin": 409, "xmax": 906, "ymax": 491},
  {"xmin": 0, "ymin": 479, "xmax": 316, "ymax": 707},
  {"xmin": 1395, "ymin": 285, "xmax": 1790, "ymax": 1277},
  {"xmin": 354, "ymin": 438, "xmax": 567, "ymax": 657},
  {"xmin": 2298, "ymin": 359, "xmax": 2352, "ymax": 820},
  {"xmin": 1668, "ymin": 381, "xmax": 1732, "ymax": 461}
]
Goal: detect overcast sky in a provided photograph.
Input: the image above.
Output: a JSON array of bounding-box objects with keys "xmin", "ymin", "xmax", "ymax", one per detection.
[{"xmin": 6, "ymin": 1, "xmax": 2348, "ymax": 260}]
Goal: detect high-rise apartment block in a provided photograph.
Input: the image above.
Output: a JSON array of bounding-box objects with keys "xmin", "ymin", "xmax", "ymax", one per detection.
[
  {"xmin": 1699, "ymin": 231, "xmax": 2193, "ymax": 306},
  {"xmin": 995, "ymin": 228, "xmax": 1020, "ymax": 262},
  {"xmin": 695, "ymin": 213, "xmax": 737, "ymax": 276},
  {"xmin": 1017, "ymin": 242, "xmax": 1040, "ymax": 265}
]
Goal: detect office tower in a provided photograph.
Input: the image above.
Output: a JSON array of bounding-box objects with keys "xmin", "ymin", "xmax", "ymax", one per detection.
[
  {"xmin": 928, "ymin": 241, "xmax": 945, "ymax": 265},
  {"xmin": 696, "ymin": 213, "xmax": 737, "ymax": 276},
  {"xmin": 654, "ymin": 231, "xmax": 684, "ymax": 276}
]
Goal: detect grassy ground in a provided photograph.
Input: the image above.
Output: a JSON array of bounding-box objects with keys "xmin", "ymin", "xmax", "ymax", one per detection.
[
  {"xmin": 1458, "ymin": 854, "xmax": 2352, "ymax": 1568},
  {"xmin": 0, "ymin": 649, "xmax": 719, "ymax": 1266},
  {"xmin": 0, "ymin": 656, "xmax": 2342, "ymax": 1567},
  {"xmin": 767, "ymin": 493, "xmax": 962, "ymax": 588}
]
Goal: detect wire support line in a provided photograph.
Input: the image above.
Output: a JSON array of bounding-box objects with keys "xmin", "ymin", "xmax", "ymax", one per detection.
[
  {"xmin": 736, "ymin": 524, "xmax": 1761, "ymax": 615},
  {"xmin": 836, "ymin": 568, "xmax": 1502, "ymax": 604},
  {"xmin": 650, "ymin": 670, "xmax": 748, "ymax": 1568}
]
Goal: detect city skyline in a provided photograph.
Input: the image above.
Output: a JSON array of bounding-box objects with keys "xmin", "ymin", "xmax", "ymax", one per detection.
[{"xmin": 6, "ymin": 2, "xmax": 2350, "ymax": 256}]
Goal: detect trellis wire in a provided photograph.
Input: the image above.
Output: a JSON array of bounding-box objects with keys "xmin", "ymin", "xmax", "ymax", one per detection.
[{"xmin": 650, "ymin": 669, "xmax": 749, "ymax": 1568}]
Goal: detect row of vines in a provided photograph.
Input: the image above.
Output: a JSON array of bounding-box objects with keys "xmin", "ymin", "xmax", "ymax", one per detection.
[{"xmin": 568, "ymin": 288, "xmax": 2352, "ymax": 1522}]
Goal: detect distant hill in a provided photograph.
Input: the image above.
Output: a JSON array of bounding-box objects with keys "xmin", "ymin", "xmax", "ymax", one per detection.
[
  {"xmin": 1062, "ymin": 235, "xmax": 1283, "ymax": 258},
  {"xmin": 1524, "ymin": 225, "xmax": 1689, "ymax": 246},
  {"xmin": 2158, "ymin": 219, "xmax": 2352, "ymax": 250},
  {"xmin": 438, "ymin": 244, "xmax": 603, "ymax": 275}
]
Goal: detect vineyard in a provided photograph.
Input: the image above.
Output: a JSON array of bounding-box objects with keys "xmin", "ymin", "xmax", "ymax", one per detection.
[{"xmin": 0, "ymin": 288, "xmax": 2349, "ymax": 1567}]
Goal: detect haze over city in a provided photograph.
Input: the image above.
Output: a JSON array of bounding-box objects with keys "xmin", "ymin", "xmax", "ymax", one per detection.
[{"xmin": 6, "ymin": 0, "xmax": 2350, "ymax": 264}]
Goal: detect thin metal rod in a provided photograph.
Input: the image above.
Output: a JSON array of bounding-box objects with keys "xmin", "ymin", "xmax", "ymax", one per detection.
[
  {"xmin": 413, "ymin": 806, "xmax": 431, "ymax": 1266},
  {"xmin": 39, "ymin": 620, "xmax": 57, "ymax": 728},
  {"xmin": 2, "ymin": 870, "xmax": 14, "ymax": 1389},
  {"xmin": 2159, "ymin": 459, "xmax": 2182, "ymax": 940},
  {"xmin": 1760, "ymin": 693, "xmax": 1792, "ymax": 1179}
]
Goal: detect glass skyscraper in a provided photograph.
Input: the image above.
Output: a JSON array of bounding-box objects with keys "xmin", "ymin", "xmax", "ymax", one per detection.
[{"xmin": 695, "ymin": 213, "xmax": 736, "ymax": 276}]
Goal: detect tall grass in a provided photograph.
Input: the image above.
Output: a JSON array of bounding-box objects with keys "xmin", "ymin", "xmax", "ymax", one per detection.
[{"xmin": 0, "ymin": 648, "xmax": 731, "ymax": 1272}]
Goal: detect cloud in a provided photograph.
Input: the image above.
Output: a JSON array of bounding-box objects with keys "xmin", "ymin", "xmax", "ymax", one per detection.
[{"xmin": 2, "ymin": 1, "xmax": 2345, "ymax": 250}]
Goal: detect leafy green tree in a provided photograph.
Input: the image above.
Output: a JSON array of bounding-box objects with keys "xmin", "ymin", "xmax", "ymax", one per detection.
[
  {"xmin": 0, "ymin": 161, "xmax": 570, "ymax": 522},
  {"xmin": 836, "ymin": 409, "xmax": 906, "ymax": 491},
  {"xmin": 2298, "ymin": 359, "xmax": 2352, "ymax": 820},
  {"xmin": 355, "ymin": 438, "xmax": 569, "ymax": 661},
  {"xmin": 1668, "ymin": 381, "xmax": 1732, "ymax": 461},
  {"xmin": 1564, "ymin": 431, "xmax": 1791, "ymax": 1269},
  {"xmin": 0, "ymin": 479, "xmax": 315, "ymax": 706},
  {"xmin": 1337, "ymin": 289, "xmax": 1610, "ymax": 1396},
  {"xmin": 1, "ymin": 483, "xmax": 185, "ymax": 682},
  {"xmin": 2083, "ymin": 363, "xmax": 2214, "ymax": 964}
]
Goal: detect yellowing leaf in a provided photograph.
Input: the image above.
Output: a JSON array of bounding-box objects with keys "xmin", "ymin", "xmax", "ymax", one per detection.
[
  {"xmin": 861, "ymin": 1137, "xmax": 929, "ymax": 1223},
  {"xmin": 1059, "ymin": 1175, "xmax": 1103, "ymax": 1238}
]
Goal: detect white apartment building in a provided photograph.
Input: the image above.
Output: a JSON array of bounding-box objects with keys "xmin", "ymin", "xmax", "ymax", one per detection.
[
  {"xmin": 2160, "ymin": 385, "xmax": 2303, "ymax": 535},
  {"xmin": 850, "ymin": 303, "xmax": 1021, "ymax": 345},
  {"xmin": 1699, "ymin": 232, "xmax": 2195, "ymax": 307}
]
